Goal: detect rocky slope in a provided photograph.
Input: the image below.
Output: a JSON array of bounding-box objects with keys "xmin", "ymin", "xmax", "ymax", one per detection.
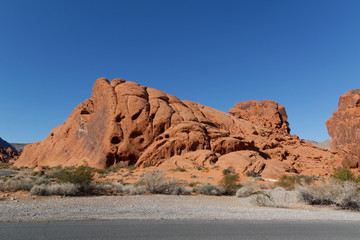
[
  {"xmin": 0, "ymin": 137, "xmax": 19, "ymax": 162},
  {"xmin": 0, "ymin": 137, "xmax": 16, "ymax": 151},
  {"xmin": 327, "ymin": 89, "xmax": 360, "ymax": 168},
  {"xmin": 15, "ymin": 78, "xmax": 342, "ymax": 179}
]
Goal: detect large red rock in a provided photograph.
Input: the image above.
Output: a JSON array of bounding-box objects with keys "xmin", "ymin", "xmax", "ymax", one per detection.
[
  {"xmin": 15, "ymin": 78, "xmax": 343, "ymax": 179},
  {"xmin": 327, "ymin": 89, "xmax": 360, "ymax": 168},
  {"xmin": 229, "ymin": 100, "xmax": 290, "ymax": 134}
]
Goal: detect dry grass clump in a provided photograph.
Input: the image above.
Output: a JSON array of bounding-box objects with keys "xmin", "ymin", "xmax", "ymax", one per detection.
[
  {"xmin": 30, "ymin": 183, "xmax": 79, "ymax": 196},
  {"xmin": 0, "ymin": 172, "xmax": 37, "ymax": 191},
  {"xmin": 297, "ymin": 178, "xmax": 360, "ymax": 210},
  {"xmin": 196, "ymin": 184, "xmax": 225, "ymax": 196},
  {"xmin": 123, "ymin": 184, "xmax": 147, "ymax": 195},
  {"xmin": 107, "ymin": 183, "xmax": 146, "ymax": 195},
  {"xmin": 136, "ymin": 170, "xmax": 190, "ymax": 195}
]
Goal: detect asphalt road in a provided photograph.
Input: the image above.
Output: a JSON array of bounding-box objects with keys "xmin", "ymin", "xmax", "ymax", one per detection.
[{"xmin": 0, "ymin": 219, "xmax": 359, "ymax": 240}]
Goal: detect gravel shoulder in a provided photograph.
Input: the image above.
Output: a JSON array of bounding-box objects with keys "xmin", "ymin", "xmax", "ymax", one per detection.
[{"xmin": 1, "ymin": 191, "xmax": 360, "ymax": 222}]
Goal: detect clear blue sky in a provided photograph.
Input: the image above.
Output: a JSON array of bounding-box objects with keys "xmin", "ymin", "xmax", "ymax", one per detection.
[{"xmin": 1, "ymin": 0, "xmax": 359, "ymax": 143}]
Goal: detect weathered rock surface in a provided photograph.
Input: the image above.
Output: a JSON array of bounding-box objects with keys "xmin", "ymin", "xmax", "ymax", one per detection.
[
  {"xmin": 15, "ymin": 78, "xmax": 342, "ymax": 179},
  {"xmin": 327, "ymin": 89, "xmax": 360, "ymax": 168},
  {"xmin": 0, "ymin": 147, "xmax": 19, "ymax": 163},
  {"xmin": 0, "ymin": 138, "xmax": 19, "ymax": 162},
  {"xmin": 229, "ymin": 100, "xmax": 290, "ymax": 134}
]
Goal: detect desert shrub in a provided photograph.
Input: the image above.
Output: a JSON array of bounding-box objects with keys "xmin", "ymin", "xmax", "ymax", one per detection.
[
  {"xmin": 189, "ymin": 182, "xmax": 199, "ymax": 188},
  {"xmin": 95, "ymin": 169, "xmax": 107, "ymax": 175},
  {"xmin": 172, "ymin": 167, "xmax": 186, "ymax": 172},
  {"xmin": 108, "ymin": 163, "xmax": 124, "ymax": 173},
  {"xmin": 91, "ymin": 183, "xmax": 114, "ymax": 194},
  {"xmin": 191, "ymin": 175, "xmax": 201, "ymax": 178},
  {"xmin": 196, "ymin": 184, "xmax": 225, "ymax": 196},
  {"xmin": 0, "ymin": 179, "xmax": 5, "ymax": 191},
  {"xmin": 245, "ymin": 170, "xmax": 261, "ymax": 178},
  {"xmin": 298, "ymin": 178, "xmax": 360, "ymax": 210},
  {"xmin": 127, "ymin": 164, "xmax": 136, "ymax": 171},
  {"xmin": 332, "ymin": 165, "xmax": 359, "ymax": 182},
  {"xmin": 56, "ymin": 166, "xmax": 94, "ymax": 193},
  {"xmin": 219, "ymin": 169, "xmax": 241, "ymax": 195},
  {"xmin": 277, "ymin": 175, "xmax": 313, "ymax": 190},
  {"xmin": 0, "ymin": 162, "xmax": 13, "ymax": 169},
  {"xmin": 30, "ymin": 183, "xmax": 79, "ymax": 196},
  {"xmin": 236, "ymin": 181, "xmax": 259, "ymax": 198},
  {"xmin": 112, "ymin": 183, "xmax": 125, "ymax": 193},
  {"xmin": 4, "ymin": 176, "xmax": 36, "ymax": 191},
  {"xmin": 136, "ymin": 170, "xmax": 188, "ymax": 195},
  {"xmin": 222, "ymin": 166, "xmax": 235, "ymax": 175},
  {"xmin": 252, "ymin": 192, "xmax": 275, "ymax": 207},
  {"xmin": 34, "ymin": 177, "xmax": 50, "ymax": 185},
  {"xmin": 143, "ymin": 164, "xmax": 155, "ymax": 168},
  {"xmin": 123, "ymin": 184, "xmax": 147, "ymax": 195}
]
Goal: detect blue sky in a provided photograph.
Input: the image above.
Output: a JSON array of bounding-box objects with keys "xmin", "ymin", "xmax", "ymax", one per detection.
[{"xmin": 1, "ymin": 0, "xmax": 359, "ymax": 143}]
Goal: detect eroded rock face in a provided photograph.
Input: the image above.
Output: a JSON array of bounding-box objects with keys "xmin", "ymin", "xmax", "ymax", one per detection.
[
  {"xmin": 327, "ymin": 89, "xmax": 360, "ymax": 168},
  {"xmin": 0, "ymin": 147, "xmax": 19, "ymax": 163},
  {"xmin": 0, "ymin": 138, "xmax": 19, "ymax": 163},
  {"xmin": 15, "ymin": 78, "xmax": 342, "ymax": 179},
  {"xmin": 229, "ymin": 100, "xmax": 290, "ymax": 134}
]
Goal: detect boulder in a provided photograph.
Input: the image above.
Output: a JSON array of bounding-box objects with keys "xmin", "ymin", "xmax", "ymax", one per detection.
[{"xmin": 229, "ymin": 100, "xmax": 290, "ymax": 134}]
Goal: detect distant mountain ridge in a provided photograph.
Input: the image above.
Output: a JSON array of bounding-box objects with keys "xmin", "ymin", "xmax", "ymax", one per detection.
[
  {"xmin": 9, "ymin": 143, "xmax": 28, "ymax": 152},
  {"xmin": 0, "ymin": 137, "xmax": 17, "ymax": 152},
  {"xmin": 304, "ymin": 139, "xmax": 331, "ymax": 150}
]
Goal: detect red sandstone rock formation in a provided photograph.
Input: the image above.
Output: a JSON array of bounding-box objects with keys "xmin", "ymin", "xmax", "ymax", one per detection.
[
  {"xmin": 229, "ymin": 100, "xmax": 290, "ymax": 134},
  {"xmin": 0, "ymin": 138, "xmax": 19, "ymax": 162},
  {"xmin": 15, "ymin": 78, "xmax": 342, "ymax": 179},
  {"xmin": 0, "ymin": 147, "xmax": 18, "ymax": 163},
  {"xmin": 327, "ymin": 89, "xmax": 360, "ymax": 168}
]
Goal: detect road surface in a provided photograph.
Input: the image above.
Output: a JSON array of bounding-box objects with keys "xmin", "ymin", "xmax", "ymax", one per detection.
[{"xmin": 0, "ymin": 219, "xmax": 359, "ymax": 240}]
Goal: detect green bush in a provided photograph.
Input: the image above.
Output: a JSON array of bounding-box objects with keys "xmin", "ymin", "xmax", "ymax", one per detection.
[
  {"xmin": 332, "ymin": 165, "xmax": 359, "ymax": 182},
  {"xmin": 57, "ymin": 166, "xmax": 94, "ymax": 193},
  {"xmin": 172, "ymin": 167, "xmax": 187, "ymax": 172},
  {"xmin": 219, "ymin": 168, "xmax": 241, "ymax": 195},
  {"xmin": 245, "ymin": 170, "xmax": 261, "ymax": 178},
  {"xmin": 196, "ymin": 184, "xmax": 225, "ymax": 196},
  {"xmin": 222, "ymin": 166, "xmax": 235, "ymax": 176},
  {"xmin": 127, "ymin": 164, "xmax": 136, "ymax": 171},
  {"xmin": 277, "ymin": 175, "xmax": 313, "ymax": 190},
  {"xmin": 143, "ymin": 164, "xmax": 155, "ymax": 168}
]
